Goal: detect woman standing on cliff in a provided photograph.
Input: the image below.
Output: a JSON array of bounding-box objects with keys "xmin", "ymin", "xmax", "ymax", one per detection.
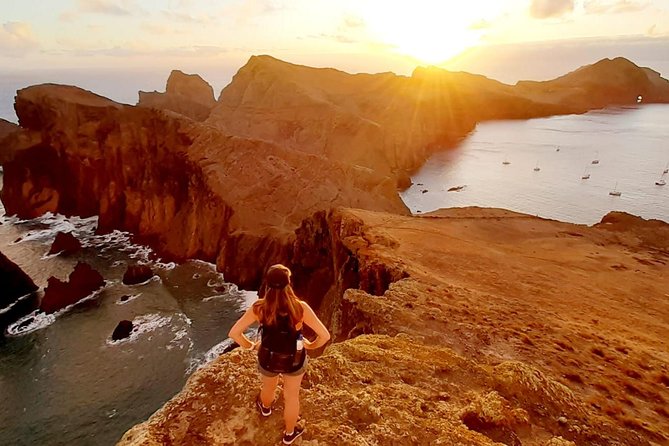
[{"xmin": 228, "ymin": 264, "xmax": 331, "ymax": 444}]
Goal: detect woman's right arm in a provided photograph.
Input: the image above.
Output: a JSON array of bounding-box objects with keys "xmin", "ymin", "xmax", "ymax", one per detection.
[
  {"xmin": 300, "ymin": 301, "xmax": 331, "ymax": 349},
  {"xmin": 228, "ymin": 306, "xmax": 259, "ymax": 350}
]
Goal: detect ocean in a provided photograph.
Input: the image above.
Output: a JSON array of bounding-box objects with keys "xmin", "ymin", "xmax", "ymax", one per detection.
[
  {"xmin": 402, "ymin": 105, "xmax": 669, "ymax": 224},
  {"xmin": 0, "ymin": 194, "xmax": 256, "ymax": 445}
]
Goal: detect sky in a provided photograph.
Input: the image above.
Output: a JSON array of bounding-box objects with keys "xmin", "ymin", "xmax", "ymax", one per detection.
[{"xmin": 1, "ymin": 0, "xmax": 669, "ymax": 88}]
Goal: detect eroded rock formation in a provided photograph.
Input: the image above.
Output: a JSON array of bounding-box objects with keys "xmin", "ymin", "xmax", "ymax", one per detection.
[
  {"xmin": 138, "ymin": 70, "xmax": 217, "ymax": 121},
  {"xmin": 40, "ymin": 262, "xmax": 105, "ymax": 314},
  {"xmin": 122, "ymin": 264, "xmax": 155, "ymax": 285},
  {"xmin": 1, "ymin": 84, "xmax": 407, "ymax": 288},
  {"xmin": 0, "ymin": 250, "xmax": 38, "ymax": 329},
  {"xmin": 47, "ymin": 231, "xmax": 82, "ymax": 256}
]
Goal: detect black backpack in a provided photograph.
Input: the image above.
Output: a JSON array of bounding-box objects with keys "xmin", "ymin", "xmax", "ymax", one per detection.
[{"xmin": 257, "ymin": 314, "xmax": 306, "ymax": 374}]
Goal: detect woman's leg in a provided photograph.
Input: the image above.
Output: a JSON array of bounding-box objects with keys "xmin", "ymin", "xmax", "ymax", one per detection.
[
  {"xmin": 282, "ymin": 372, "xmax": 304, "ymax": 433},
  {"xmin": 260, "ymin": 374, "xmax": 279, "ymax": 407}
]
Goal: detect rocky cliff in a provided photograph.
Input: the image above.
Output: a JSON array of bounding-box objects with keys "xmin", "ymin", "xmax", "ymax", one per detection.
[
  {"xmin": 1, "ymin": 84, "xmax": 407, "ymax": 288},
  {"xmin": 0, "ymin": 249, "xmax": 38, "ymax": 330},
  {"xmin": 118, "ymin": 208, "xmax": 669, "ymax": 445},
  {"xmin": 138, "ymin": 70, "xmax": 217, "ymax": 121},
  {"xmin": 209, "ymin": 56, "xmax": 669, "ymax": 179}
]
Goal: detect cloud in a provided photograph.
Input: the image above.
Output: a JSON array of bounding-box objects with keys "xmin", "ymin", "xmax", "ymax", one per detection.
[
  {"xmin": 76, "ymin": 0, "xmax": 134, "ymax": 16},
  {"xmin": 0, "ymin": 21, "xmax": 39, "ymax": 57},
  {"xmin": 222, "ymin": 0, "xmax": 286, "ymax": 25},
  {"xmin": 161, "ymin": 10, "xmax": 216, "ymax": 25},
  {"xmin": 342, "ymin": 15, "xmax": 365, "ymax": 30},
  {"xmin": 469, "ymin": 19, "xmax": 492, "ymax": 30},
  {"xmin": 529, "ymin": 0, "xmax": 574, "ymax": 19},
  {"xmin": 583, "ymin": 0, "xmax": 650, "ymax": 14}
]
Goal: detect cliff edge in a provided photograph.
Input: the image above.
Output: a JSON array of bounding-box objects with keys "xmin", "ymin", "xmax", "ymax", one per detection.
[{"xmin": 118, "ymin": 208, "xmax": 669, "ymax": 445}]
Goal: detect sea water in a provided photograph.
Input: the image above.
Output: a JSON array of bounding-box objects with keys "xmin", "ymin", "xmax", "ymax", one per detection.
[
  {"xmin": 0, "ymin": 179, "xmax": 255, "ymax": 445},
  {"xmin": 402, "ymin": 105, "xmax": 669, "ymax": 224}
]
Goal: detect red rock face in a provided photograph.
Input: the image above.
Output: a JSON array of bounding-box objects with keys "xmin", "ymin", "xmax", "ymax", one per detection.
[
  {"xmin": 0, "ymin": 250, "xmax": 38, "ymax": 310},
  {"xmin": 47, "ymin": 231, "xmax": 82, "ymax": 256},
  {"xmin": 138, "ymin": 70, "xmax": 217, "ymax": 121},
  {"xmin": 1, "ymin": 84, "xmax": 408, "ymax": 290},
  {"xmin": 40, "ymin": 262, "xmax": 105, "ymax": 314}
]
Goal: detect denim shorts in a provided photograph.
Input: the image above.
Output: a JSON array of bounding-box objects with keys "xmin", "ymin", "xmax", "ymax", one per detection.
[{"xmin": 258, "ymin": 354, "xmax": 309, "ymax": 378}]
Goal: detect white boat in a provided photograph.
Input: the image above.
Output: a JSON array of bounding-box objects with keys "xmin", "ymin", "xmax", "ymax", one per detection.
[
  {"xmin": 502, "ymin": 159, "xmax": 510, "ymax": 165},
  {"xmin": 591, "ymin": 151, "xmax": 600, "ymax": 164},
  {"xmin": 656, "ymin": 179, "xmax": 666, "ymax": 186},
  {"xmin": 663, "ymin": 162, "xmax": 668, "ymax": 174},
  {"xmin": 556, "ymin": 146, "xmax": 560, "ymax": 152},
  {"xmin": 609, "ymin": 182, "xmax": 621, "ymax": 196},
  {"xmin": 581, "ymin": 167, "xmax": 590, "ymax": 179},
  {"xmin": 533, "ymin": 163, "xmax": 540, "ymax": 172}
]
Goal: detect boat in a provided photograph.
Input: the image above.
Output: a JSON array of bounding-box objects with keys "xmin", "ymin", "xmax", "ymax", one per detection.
[
  {"xmin": 502, "ymin": 160, "xmax": 510, "ymax": 165},
  {"xmin": 663, "ymin": 162, "xmax": 668, "ymax": 174},
  {"xmin": 591, "ymin": 151, "xmax": 600, "ymax": 165},
  {"xmin": 533, "ymin": 162, "xmax": 540, "ymax": 172},
  {"xmin": 556, "ymin": 146, "xmax": 560, "ymax": 152},
  {"xmin": 581, "ymin": 167, "xmax": 590, "ymax": 179},
  {"xmin": 609, "ymin": 182, "xmax": 621, "ymax": 196},
  {"xmin": 656, "ymin": 179, "xmax": 666, "ymax": 186}
]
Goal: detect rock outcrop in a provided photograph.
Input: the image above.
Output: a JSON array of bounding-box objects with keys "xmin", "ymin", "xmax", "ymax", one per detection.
[
  {"xmin": 111, "ymin": 320, "xmax": 134, "ymax": 341},
  {"xmin": 0, "ymin": 118, "xmax": 20, "ymax": 164},
  {"xmin": 40, "ymin": 262, "xmax": 105, "ymax": 314},
  {"xmin": 209, "ymin": 55, "xmax": 669, "ymax": 179},
  {"xmin": 0, "ymin": 250, "xmax": 38, "ymax": 329},
  {"xmin": 119, "ymin": 207, "xmax": 668, "ymax": 445},
  {"xmin": 47, "ymin": 231, "xmax": 82, "ymax": 256},
  {"xmin": 138, "ymin": 70, "xmax": 216, "ymax": 121},
  {"xmin": 122, "ymin": 264, "xmax": 155, "ymax": 285}
]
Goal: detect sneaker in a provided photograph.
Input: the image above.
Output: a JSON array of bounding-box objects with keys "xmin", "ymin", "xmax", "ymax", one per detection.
[
  {"xmin": 282, "ymin": 426, "xmax": 304, "ymax": 444},
  {"xmin": 256, "ymin": 395, "xmax": 272, "ymax": 417}
]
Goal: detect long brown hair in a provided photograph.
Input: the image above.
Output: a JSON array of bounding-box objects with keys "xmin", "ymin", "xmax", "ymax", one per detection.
[{"xmin": 252, "ymin": 264, "xmax": 304, "ymax": 327}]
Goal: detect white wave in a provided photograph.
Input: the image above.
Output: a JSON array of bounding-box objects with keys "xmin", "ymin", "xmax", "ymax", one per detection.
[
  {"xmin": 202, "ymin": 294, "xmax": 226, "ymax": 302},
  {"xmin": 5, "ymin": 287, "xmax": 106, "ymax": 336},
  {"xmin": 115, "ymin": 293, "xmax": 142, "ymax": 305},
  {"xmin": 0, "ymin": 292, "xmax": 35, "ymax": 315},
  {"xmin": 186, "ymin": 338, "xmax": 236, "ymax": 374},
  {"xmin": 6, "ymin": 310, "xmax": 56, "ymax": 336},
  {"xmin": 206, "ymin": 278, "xmax": 227, "ymax": 289},
  {"xmin": 155, "ymin": 262, "xmax": 177, "ymax": 271},
  {"xmin": 189, "ymin": 259, "xmax": 219, "ymax": 271},
  {"xmin": 107, "ymin": 313, "xmax": 172, "ymax": 345}
]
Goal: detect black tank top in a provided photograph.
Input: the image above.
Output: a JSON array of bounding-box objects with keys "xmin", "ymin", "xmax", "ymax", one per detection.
[
  {"xmin": 258, "ymin": 313, "xmax": 306, "ymax": 373},
  {"xmin": 260, "ymin": 314, "xmax": 301, "ymax": 354}
]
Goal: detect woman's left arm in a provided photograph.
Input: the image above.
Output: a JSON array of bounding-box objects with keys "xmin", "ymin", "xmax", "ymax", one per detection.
[{"xmin": 228, "ymin": 306, "xmax": 259, "ymax": 350}]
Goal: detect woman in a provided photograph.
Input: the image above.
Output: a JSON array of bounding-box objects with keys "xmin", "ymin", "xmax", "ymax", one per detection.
[{"xmin": 228, "ymin": 264, "xmax": 331, "ymax": 445}]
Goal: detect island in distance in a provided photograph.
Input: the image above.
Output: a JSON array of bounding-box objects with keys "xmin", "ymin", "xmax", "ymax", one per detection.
[{"xmin": 1, "ymin": 56, "xmax": 668, "ymax": 445}]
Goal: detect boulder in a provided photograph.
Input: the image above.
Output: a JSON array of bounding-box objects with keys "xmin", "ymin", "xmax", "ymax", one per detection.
[
  {"xmin": 123, "ymin": 264, "xmax": 155, "ymax": 285},
  {"xmin": 47, "ymin": 231, "xmax": 82, "ymax": 256},
  {"xmin": 111, "ymin": 320, "xmax": 134, "ymax": 340},
  {"xmin": 40, "ymin": 262, "xmax": 105, "ymax": 314},
  {"xmin": 0, "ymin": 250, "xmax": 39, "ymax": 328}
]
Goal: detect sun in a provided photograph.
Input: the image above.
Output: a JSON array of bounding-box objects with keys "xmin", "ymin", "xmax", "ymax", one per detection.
[{"xmin": 359, "ymin": 1, "xmax": 493, "ymax": 64}]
